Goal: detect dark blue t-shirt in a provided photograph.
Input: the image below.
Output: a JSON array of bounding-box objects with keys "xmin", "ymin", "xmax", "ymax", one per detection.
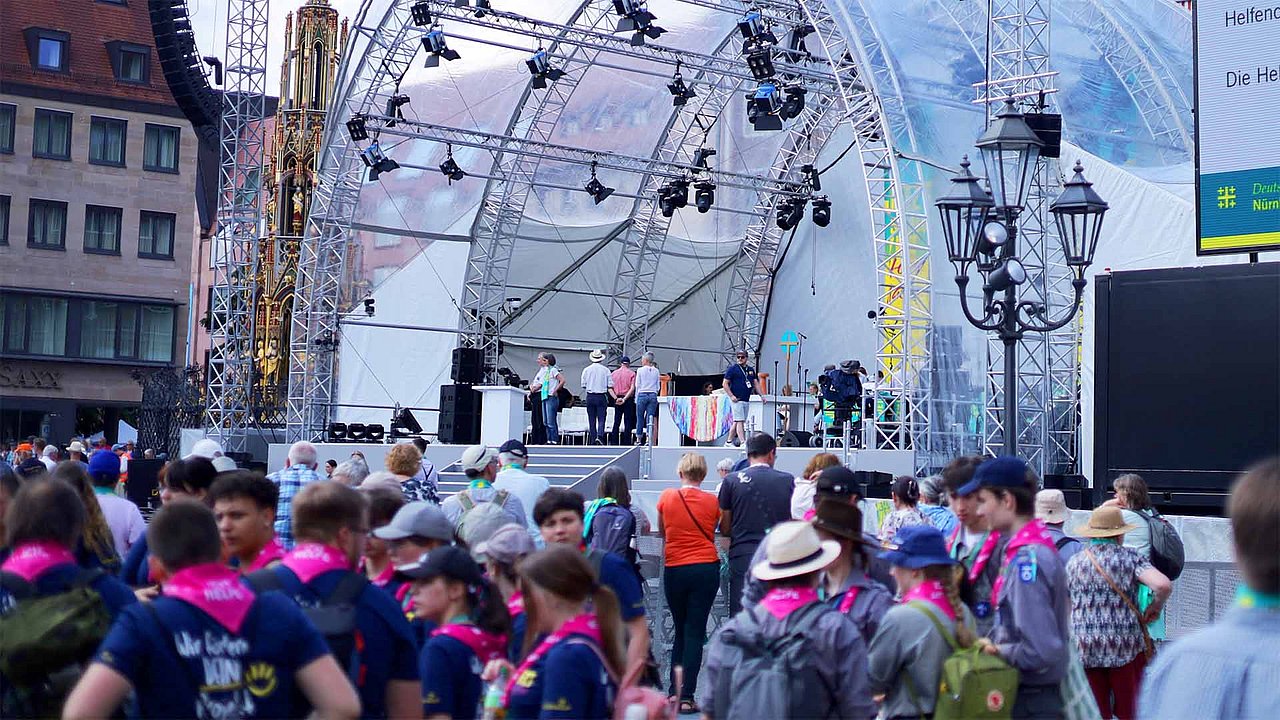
[
  {"xmin": 508, "ymin": 611, "xmax": 528, "ymax": 663},
  {"xmin": 0, "ymin": 562, "xmax": 137, "ymax": 617},
  {"xmin": 421, "ymin": 634, "xmax": 484, "ymax": 720},
  {"xmin": 255, "ymin": 566, "xmax": 420, "ymax": 719},
  {"xmin": 120, "ymin": 534, "xmax": 151, "ymax": 587},
  {"xmin": 594, "ymin": 551, "xmax": 645, "ymax": 621},
  {"xmin": 94, "ymin": 592, "xmax": 329, "ymax": 719},
  {"xmin": 723, "ymin": 363, "xmax": 757, "ymax": 400},
  {"xmin": 506, "ymin": 637, "xmax": 615, "ymax": 720}
]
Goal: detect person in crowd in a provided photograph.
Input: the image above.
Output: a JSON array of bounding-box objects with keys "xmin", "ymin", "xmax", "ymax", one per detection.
[
  {"xmin": 655, "ymin": 452, "xmax": 722, "ymax": 711},
  {"xmin": 348, "ymin": 452, "xmax": 372, "ymax": 481},
  {"xmin": 15, "ymin": 455, "xmax": 46, "ymax": 481},
  {"xmin": 332, "ymin": 459, "xmax": 370, "ymax": 487},
  {"xmin": 359, "ymin": 471, "xmax": 405, "ymax": 495},
  {"xmin": 790, "ymin": 451, "xmax": 840, "ymax": 519},
  {"xmin": 66, "ymin": 440, "xmax": 90, "ymax": 469},
  {"xmin": 582, "ymin": 349, "xmax": 613, "ymax": 446},
  {"xmin": 410, "ymin": 437, "xmax": 442, "ymax": 505},
  {"xmin": 386, "ymin": 442, "xmax": 435, "ymax": 504},
  {"xmin": 212, "ymin": 455, "xmax": 239, "ymax": 474},
  {"xmin": 482, "ymin": 545, "xmax": 623, "ymax": 720},
  {"xmin": 186, "ymin": 437, "xmax": 224, "ymax": 460},
  {"xmin": 493, "ymin": 439, "xmax": 550, "ymax": 546},
  {"xmin": 248, "ymin": 481, "xmax": 421, "ymax": 720},
  {"xmin": 209, "ymin": 470, "xmax": 284, "ymax": 573},
  {"xmin": 634, "ymin": 352, "xmax": 661, "ymax": 445},
  {"xmin": 1036, "ymin": 489, "xmax": 1083, "ymax": 564},
  {"xmin": 918, "ymin": 474, "xmax": 958, "ymax": 536},
  {"xmin": 121, "ymin": 456, "xmax": 219, "ymax": 588},
  {"xmin": 714, "ymin": 457, "xmax": 734, "ymax": 484},
  {"xmin": 373, "ymin": 501, "xmax": 457, "ymax": 621},
  {"xmin": 533, "ymin": 488, "xmax": 650, "ymax": 671},
  {"xmin": 268, "ymin": 441, "xmax": 323, "ymax": 550},
  {"xmin": 63, "ymin": 499, "xmax": 361, "ymax": 720},
  {"xmin": 51, "ymin": 461, "xmax": 123, "ymax": 572},
  {"xmin": 868, "ymin": 525, "xmax": 977, "ymax": 720},
  {"xmin": 38, "ymin": 441, "xmax": 57, "ymax": 472},
  {"xmin": 442, "ymin": 445, "xmax": 528, "ymax": 535},
  {"xmin": 813, "ymin": 499, "xmax": 893, "ymax": 644},
  {"xmin": 399, "ymin": 545, "xmax": 509, "ymax": 720},
  {"xmin": 1104, "ymin": 473, "xmax": 1166, "ymax": 644},
  {"xmin": 879, "ymin": 476, "xmax": 927, "ymax": 542},
  {"xmin": 940, "ymin": 454, "xmax": 1005, "ymax": 637},
  {"xmin": 0, "ymin": 463, "xmax": 19, "ymax": 543},
  {"xmin": 584, "ymin": 466, "xmax": 649, "ymax": 569},
  {"xmin": 1139, "ymin": 458, "xmax": 1279, "ymax": 720},
  {"xmin": 475, "ymin": 523, "xmax": 537, "ymax": 662},
  {"xmin": 530, "ymin": 352, "xmax": 566, "ymax": 445},
  {"xmin": 325, "ymin": 458, "xmax": 338, "ymax": 478},
  {"xmin": 722, "ymin": 351, "xmax": 762, "ymax": 448},
  {"xmin": 700, "ymin": 521, "xmax": 874, "ymax": 720},
  {"xmin": 12, "ymin": 442, "xmax": 34, "ymax": 467},
  {"xmin": 718, "ymin": 432, "xmax": 794, "ymax": 614},
  {"xmin": 609, "ymin": 355, "xmax": 637, "ymax": 445},
  {"xmin": 360, "ymin": 486, "xmax": 406, "ymax": 590},
  {"xmin": 86, "ymin": 451, "xmax": 146, "ymax": 559},
  {"xmin": 965, "ymin": 456, "xmax": 1070, "ymax": 719},
  {"xmin": 1067, "ymin": 506, "xmax": 1171, "ymax": 720}
]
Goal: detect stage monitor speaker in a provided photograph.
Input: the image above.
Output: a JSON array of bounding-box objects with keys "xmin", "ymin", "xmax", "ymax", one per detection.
[
  {"xmin": 451, "ymin": 347, "xmax": 486, "ymax": 384},
  {"xmin": 125, "ymin": 459, "xmax": 164, "ymax": 516},
  {"xmin": 1044, "ymin": 473, "xmax": 1087, "ymax": 509},
  {"xmin": 779, "ymin": 430, "xmax": 812, "ymax": 447},
  {"xmin": 854, "ymin": 470, "xmax": 894, "ymax": 499},
  {"xmin": 439, "ymin": 384, "xmax": 481, "ymax": 444},
  {"xmin": 1024, "ymin": 112, "xmax": 1063, "ymax": 158}
]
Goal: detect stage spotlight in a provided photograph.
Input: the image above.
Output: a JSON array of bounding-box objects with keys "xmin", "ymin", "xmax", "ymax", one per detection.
[
  {"xmin": 747, "ymin": 82, "xmax": 783, "ymax": 131},
  {"xmin": 422, "ymin": 29, "xmax": 462, "ymax": 68},
  {"xmin": 364, "ymin": 423, "xmax": 386, "ymax": 442},
  {"xmin": 745, "ymin": 45, "xmax": 775, "ymax": 80},
  {"xmin": 473, "ymin": 0, "xmax": 492, "ymax": 18},
  {"xmin": 327, "ymin": 422, "xmax": 348, "ymax": 441},
  {"xmin": 782, "ymin": 22, "xmax": 815, "ymax": 63},
  {"xmin": 526, "ymin": 50, "xmax": 566, "ymax": 89},
  {"xmin": 777, "ymin": 197, "xmax": 807, "ymax": 230},
  {"xmin": 812, "ymin": 196, "xmax": 831, "ymax": 227},
  {"xmin": 411, "ymin": 1, "xmax": 432, "ymax": 27},
  {"xmin": 695, "ymin": 180, "xmax": 716, "ymax": 213},
  {"xmin": 780, "ymin": 85, "xmax": 807, "ymax": 120},
  {"xmin": 347, "ymin": 423, "xmax": 368, "ymax": 441},
  {"xmin": 737, "ymin": 11, "xmax": 777, "ymax": 46},
  {"xmin": 439, "ymin": 145, "xmax": 465, "ymax": 183},
  {"xmin": 693, "ymin": 147, "xmax": 717, "ymax": 170},
  {"xmin": 802, "ymin": 163, "xmax": 822, "ymax": 192},
  {"xmin": 613, "ymin": 0, "xmax": 666, "ymax": 45},
  {"xmin": 667, "ymin": 73, "xmax": 696, "ymax": 107},
  {"xmin": 658, "ymin": 187, "xmax": 679, "ymax": 218},
  {"xmin": 363, "ymin": 296, "xmax": 376, "ymax": 316},
  {"xmin": 987, "ymin": 258, "xmax": 1027, "ymax": 292},
  {"xmin": 384, "ymin": 94, "xmax": 410, "ymax": 127},
  {"xmin": 583, "ymin": 161, "xmax": 615, "ymax": 204},
  {"xmin": 346, "ymin": 115, "xmax": 368, "ymax": 141},
  {"xmin": 668, "ymin": 178, "xmax": 690, "ymax": 208},
  {"xmin": 359, "ymin": 142, "xmax": 400, "ymax": 182}
]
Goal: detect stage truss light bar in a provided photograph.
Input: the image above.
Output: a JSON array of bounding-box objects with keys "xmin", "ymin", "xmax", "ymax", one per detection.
[
  {"xmin": 526, "ymin": 49, "xmax": 566, "ymax": 89},
  {"xmin": 422, "ymin": 28, "xmax": 462, "ymax": 67}
]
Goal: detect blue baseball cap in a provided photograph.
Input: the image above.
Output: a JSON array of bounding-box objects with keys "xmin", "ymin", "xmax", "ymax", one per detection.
[
  {"xmin": 878, "ymin": 525, "xmax": 956, "ymax": 569},
  {"xmin": 957, "ymin": 456, "xmax": 1030, "ymax": 496},
  {"xmin": 88, "ymin": 450, "xmax": 122, "ymax": 481}
]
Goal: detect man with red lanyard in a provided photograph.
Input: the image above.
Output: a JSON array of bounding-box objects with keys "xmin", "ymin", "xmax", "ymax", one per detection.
[
  {"xmin": 940, "ymin": 454, "xmax": 1005, "ymax": 637},
  {"xmin": 963, "ymin": 456, "xmax": 1071, "ymax": 720},
  {"xmin": 208, "ymin": 471, "xmax": 286, "ymax": 573}
]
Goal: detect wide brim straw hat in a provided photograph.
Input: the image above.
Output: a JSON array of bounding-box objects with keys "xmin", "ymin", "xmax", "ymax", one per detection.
[
  {"xmin": 1073, "ymin": 506, "xmax": 1138, "ymax": 538},
  {"xmin": 752, "ymin": 521, "xmax": 841, "ymax": 581}
]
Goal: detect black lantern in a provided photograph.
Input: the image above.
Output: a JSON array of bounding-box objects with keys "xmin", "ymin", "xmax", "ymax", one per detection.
[
  {"xmin": 1049, "ymin": 160, "xmax": 1109, "ymax": 273},
  {"xmin": 934, "ymin": 156, "xmax": 994, "ymax": 267},
  {"xmin": 975, "ymin": 98, "xmax": 1043, "ymax": 211}
]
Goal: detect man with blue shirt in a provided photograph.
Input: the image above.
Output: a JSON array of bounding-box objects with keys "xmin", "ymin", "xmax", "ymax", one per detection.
[
  {"xmin": 533, "ymin": 487, "xmax": 651, "ymax": 672},
  {"xmin": 268, "ymin": 441, "xmax": 323, "ymax": 549},
  {"xmin": 246, "ymin": 481, "xmax": 421, "ymax": 720},
  {"xmin": 722, "ymin": 350, "xmax": 762, "ymax": 448},
  {"xmin": 62, "ymin": 499, "xmax": 360, "ymax": 720}
]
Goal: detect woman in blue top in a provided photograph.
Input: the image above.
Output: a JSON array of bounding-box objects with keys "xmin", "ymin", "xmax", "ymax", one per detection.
[
  {"xmin": 402, "ymin": 545, "xmax": 510, "ymax": 720},
  {"xmin": 483, "ymin": 545, "xmax": 622, "ymax": 720}
]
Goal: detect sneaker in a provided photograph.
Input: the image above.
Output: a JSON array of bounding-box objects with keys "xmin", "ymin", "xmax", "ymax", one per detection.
[{"xmin": 732, "ymin": 438, "xmax": 742, "ymax": 448}]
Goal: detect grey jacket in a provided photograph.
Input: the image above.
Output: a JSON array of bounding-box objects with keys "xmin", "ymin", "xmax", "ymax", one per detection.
[
  {"xmin": 699, "ymin": 601, "xmax": 875, "ymax": 720},
  {"xmin": 990, "ymin": 543, "xmax": 1072, "ymax": 686},
  {"xmin": 868, "ymin": 602, "xmax": 977, "ymax": 720},
  {"xmin": 828, "ymin": 567, "xmax": 895, "ymax": 644}
]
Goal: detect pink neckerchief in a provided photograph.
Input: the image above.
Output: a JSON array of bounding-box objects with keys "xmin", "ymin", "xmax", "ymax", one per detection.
[
  {"xmin": 369, "ymin": 562, "xmax": 396, "ymax": 588},
  {"xmin": 434, "ymin": 622, "xmax": 508, "ymax": 663},
  {"xmin": 949, "ymin": 526, "xmax": 1002, "ymax": 582},
  {"xmin": 802, "ymin": 508, "xmax": 817, "ymax": 522},
  {"xmin": 281, "ymin": 543, "xmax": 351, "ymax": 583},
  {"xmin": 902, "ymin": 579, "xmax": 957, "ymax": 622},
  {"xmin": 245, "ymin": 536, "xmax": 286, "ymax": 573},
  {"xmin": 759, "ymin": 587, "xmax": 820, "ymax": 620},
  {"xmin": 1, "ymin": 541, "xmax": 77, "ymax": 582},
  {"xmin": 503, "ymin": 612, "xmax": 601, "ymax": 706},
  {"xmin": 990, "ymin": 519, "xmax": 1056, "ymax": 604},
  {"xmin": 163, "ymin": 563, "xmax": 256, "ymax": 633},
  {"xmin": 507, "ymin": 590, "xmax": 524, "ymax": 617},
  {"xmin": 838, "ymin": 586, "xmax": 860, "ymax": 614}
]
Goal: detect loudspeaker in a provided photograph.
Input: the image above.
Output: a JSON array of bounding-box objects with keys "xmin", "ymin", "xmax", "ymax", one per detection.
[
  {"xmin": 779, "ymin": 430, "xmax": 812, "ymax": 447},
  {"xmin": 125, "ymin": 459, "xmax": 164, "ymax": 516},
  {"xmin": 451, "ymin": 347, "xmax": 486, "ymax": 384},
  {"xmin": 854, "ymin": 470, "xmax": 894, "ymax": 499},
  {"xmin": 439, "ymin": 384, "xmax": 481, "ymax": 444},
  {"xmin": 1024, "ymin": 112, "xmax": 1063, "ymax": 158},
  {"xmin": 1044, "ymin": 473, "xmax": 1088, "ymax": 509}
]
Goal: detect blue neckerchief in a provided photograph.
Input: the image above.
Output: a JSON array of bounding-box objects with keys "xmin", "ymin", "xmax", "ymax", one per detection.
[
  {"xmin": 469, "ymin": 478, "xmax": 493, "ymax": 490},
  {"xmin": 582, "ymin": 497, "xmax": 617, "ymax": 539},
  {"xmin": 1089, "ymin": 537, "xmax": 1119, "ymax": 546},
  {"xmin": 1236, "ymin": 585, "xmax": 1280, "ymax": 610}
]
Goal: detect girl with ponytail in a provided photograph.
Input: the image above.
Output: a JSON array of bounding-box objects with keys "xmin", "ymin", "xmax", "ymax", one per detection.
[
  {"xmin": 878, "ymin": 475, "xmax": 928, "ymax": 542},
  {"xmin": 400, "ymin": 545, "xmax": 510, "ymax": 720},
  {"xmin": 481, "ymin": 545, "xmax": 622, "ymax": 719},
  {"xmin": 868, "ymin": 525, "xmax": 978, "ymax": 720}
]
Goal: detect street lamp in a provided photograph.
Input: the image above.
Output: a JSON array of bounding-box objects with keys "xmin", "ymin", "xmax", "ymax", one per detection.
[{"xmin": 935, "ymin": 100, "xmax": 1108, "ymax": 456}]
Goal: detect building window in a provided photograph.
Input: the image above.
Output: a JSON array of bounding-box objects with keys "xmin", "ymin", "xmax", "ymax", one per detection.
[
  {"xmin": 84, "ymin": 205, "xmax": 123, "ymax": 254},
  {"xmin": 0, "ymin": 196, "xmax": 9, "ymax": 246},
  {"xmin": 0, "ymin": 292, "xmax": 173, "ymax": 363},
  {"xmin": 106, "ymin": 41, "xmax": 151, "ymax": 84},
  {"xmin": 28, "ymin": 199, "xmax": 68, "ymax": 250},
  {"xmin": 143, "ymin": 124, "xmax": 180, "ymax": 172},
  {"xmin": 139, "ymin": 305, "xmax": 174, "ymax": 362},
  {"xmin": 33, "ymin": 109, "xmax": 72, "ymax": 160},
  {"xmin": 1, "ymin": 295, "xmax": 68, "ymax": 356},
  {"xmin": 3, "ymin": 296, "xmax": 28, "ymax": 352},
  {"xmin": 139, "ymin": 211, "xmax": 176, "ymax": 259},
  {"xmin": 0, "ymin": 104, "xmax": 14, "ymax": 154},
  {"xmin": 117, "ymin": 304, "xmax": 138, "ymax": 358},
  {"xmin": 89, "ymin": 117, "xmax": 127, "ymax": 166},
  {"xmin": 25, "ymin": 29, "xmax": 71, "ymax": 72}
]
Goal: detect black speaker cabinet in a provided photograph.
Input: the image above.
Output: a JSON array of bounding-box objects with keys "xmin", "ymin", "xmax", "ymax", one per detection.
[
  {"xmin": 438, "ymin": 384, "xmax": 481, "ymax": 444},
  {"xmin": 451, "ymin": 347, "xmax": 486, "ymax": 384}
]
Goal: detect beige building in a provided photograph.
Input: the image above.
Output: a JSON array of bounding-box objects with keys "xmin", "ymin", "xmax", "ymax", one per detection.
[{"xmin": 0, "ymin": 1, "xmax": 196, "ymax": 443}]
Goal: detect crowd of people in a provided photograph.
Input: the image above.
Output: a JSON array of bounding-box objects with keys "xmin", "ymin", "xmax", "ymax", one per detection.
[{"xmin": 0, "ymin": 430, "xmax": 1275, "ymax": 720}]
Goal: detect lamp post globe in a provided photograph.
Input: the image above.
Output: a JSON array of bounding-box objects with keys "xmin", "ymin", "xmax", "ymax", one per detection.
[
  {"xmin": 975, "ymin": 97, "xmax": 1044, "ymax": 212},
  {"xmin": 935, "ymin": 156, "xmax": 995, "ymax": 268},
  {"xmin": 1049, "ymin": 160, "xmax": 1110, "ymax": 275}
]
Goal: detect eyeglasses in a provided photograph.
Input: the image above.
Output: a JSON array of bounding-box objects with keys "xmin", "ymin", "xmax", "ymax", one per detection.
[{"xmin": 736, "ymin": 355, "xmax": 747, "ymax": 359}]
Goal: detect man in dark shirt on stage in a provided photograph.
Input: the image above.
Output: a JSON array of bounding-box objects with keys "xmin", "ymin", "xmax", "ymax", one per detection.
[{"xmin": 718, "ymin": 432, "xmax": 794, "ymax": 614}]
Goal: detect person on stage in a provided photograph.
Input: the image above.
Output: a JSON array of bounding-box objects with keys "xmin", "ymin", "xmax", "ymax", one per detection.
[{"xmin": 723, "ymin": 351, "xmax": 762, "ymax": 448}]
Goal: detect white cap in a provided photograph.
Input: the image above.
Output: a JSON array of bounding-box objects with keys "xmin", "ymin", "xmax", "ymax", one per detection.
[
  {"xmin": 187, "ymin": 438, "xmax": 224, "ymax": 460},
  {"xmin": 457, "ymin": 445, "xmax": 498, "ymax": 473},
  {"xmin": 212, "ymin": 456, "xmax": 238, "ymax": 473}
]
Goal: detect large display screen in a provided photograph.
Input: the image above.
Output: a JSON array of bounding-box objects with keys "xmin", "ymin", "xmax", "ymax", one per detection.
[{"xmin": 1195, "ymin": 1, "xmax": 1280, "ymax": 255}]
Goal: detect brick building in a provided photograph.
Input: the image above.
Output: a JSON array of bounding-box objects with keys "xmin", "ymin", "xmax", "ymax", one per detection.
[{"xmin": 0, "ymin": 1, "xmax": 197, "ymax": 444}]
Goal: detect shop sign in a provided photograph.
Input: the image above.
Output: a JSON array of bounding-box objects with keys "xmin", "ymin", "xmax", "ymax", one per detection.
[{"xmin": 0, "ymin": 364, "xmax": 62, "ymax": 391}]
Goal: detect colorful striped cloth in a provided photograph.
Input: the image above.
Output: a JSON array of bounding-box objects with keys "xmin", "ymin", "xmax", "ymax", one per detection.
[{"xmin": 666, "ymin": 395, "xmax": 733, "ymax": 442}]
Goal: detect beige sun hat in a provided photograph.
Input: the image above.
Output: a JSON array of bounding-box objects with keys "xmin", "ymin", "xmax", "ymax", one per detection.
[
  {"xmin": 1073, "ymin": 506, "xmax": 1139, "ymax": 539},
  {"xmin": 752, "ymin": 520, "xmax": 841, "ymax": 581},
  {"xmin": 1035, "ymin": 489, "xmax": 1070, "ymax": 525}
]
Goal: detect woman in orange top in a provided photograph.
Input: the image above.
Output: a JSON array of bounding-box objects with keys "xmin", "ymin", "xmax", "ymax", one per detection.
[{"xmin": 655, "ymin": 452, "xmax": 722, "ymax": 714}]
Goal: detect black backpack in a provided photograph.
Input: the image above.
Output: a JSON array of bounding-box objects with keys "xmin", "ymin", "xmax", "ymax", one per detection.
[
  {"xmin": 244, "ymin": 568, "xmax": 367, "ymax": 679},
  {"xmin": 1136, "ymin": 508, "xmax": 1185, "ymax": 581}
]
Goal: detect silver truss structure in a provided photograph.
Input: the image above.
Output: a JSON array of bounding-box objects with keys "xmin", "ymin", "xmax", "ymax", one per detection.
[{"xmin": 205, "ymin": 0, "xmax": 269, "ymax": 453}]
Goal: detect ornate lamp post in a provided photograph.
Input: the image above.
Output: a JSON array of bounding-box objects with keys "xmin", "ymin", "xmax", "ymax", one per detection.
[{"xmin": 936, "ymin": 99, "xmax": 1109, "ymax": 456}]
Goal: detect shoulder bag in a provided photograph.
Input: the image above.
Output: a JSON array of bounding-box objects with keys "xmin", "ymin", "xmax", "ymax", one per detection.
[{"xmin": 1084, "ymin": 548, "xmax": 1154, "ymax": 659}]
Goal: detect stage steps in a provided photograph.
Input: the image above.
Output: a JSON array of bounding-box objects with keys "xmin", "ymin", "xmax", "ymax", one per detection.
[{"xmin": 436, "ymin": 445, "xmax": 640, "ymax": 498}]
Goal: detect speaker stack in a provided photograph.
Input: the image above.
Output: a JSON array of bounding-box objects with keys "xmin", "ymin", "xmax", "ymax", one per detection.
[
  {"xmin": 451, "ymin": 347, "xmax": 486, "ymax": 385},
  {"xmin": 438, "ymin": 384, "xmax": 481, "ymax": 444},
  {"xmin": 1043, "ymin": 474, "xmax": 1088, "ymax": 509}
]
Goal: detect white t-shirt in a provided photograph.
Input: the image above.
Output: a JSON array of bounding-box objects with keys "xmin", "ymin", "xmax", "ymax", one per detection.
[
  {"xmin": 494, "ymin": 466, "xmax": 552, "ymax": 546},
  {"xmin": 635, "ymin": 365, "xmax": 661, "ymax": 394}
]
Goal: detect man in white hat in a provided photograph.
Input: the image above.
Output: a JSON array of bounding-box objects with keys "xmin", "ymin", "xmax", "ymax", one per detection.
[
  {"xmin": 1036, "ymin": 489, "xmax": 1082, "ymax": 564},
  {"xmin": 66, "ymin": 440, "xmax": 90, "ymax": 469},
  {"xmin": 700, "ymin": 521, "xmax": 873, "ymax": 719},
  {"xmin": 581, "ymin": 349, "xmax": 613, "ymax": 445}
]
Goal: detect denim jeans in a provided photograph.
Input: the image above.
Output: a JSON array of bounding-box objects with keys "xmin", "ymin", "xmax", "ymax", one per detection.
[
  {"xmin": 635, "ymin": 392, "xmax": 658, "ymax": 441},
  {"xmin": 663, "ymin": 562, "xmax": 720, "ymax": 700},
  {"xmin": 585, "ymin": 393, "xmax": 608, "ymax": 443},
  {"xmin": 542, "ymin": 395, "xmax": 560, "ymax": 443}
]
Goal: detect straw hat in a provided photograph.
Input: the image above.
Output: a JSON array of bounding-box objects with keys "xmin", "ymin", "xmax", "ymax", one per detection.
[
  {"xmin": 589, "ymin": 349, "xmax": 606, "ymax": 362},
  {"xmin": 1073, "ymin": 506, "xmax": 1138, "ymax": 538},
  {"xmin": 752, "ymin": 521, "xmax": 841, "ymax": 581},
  {"xmin": 1035, "ymin": 489, "xmax": 1070, "ymax": 525}
]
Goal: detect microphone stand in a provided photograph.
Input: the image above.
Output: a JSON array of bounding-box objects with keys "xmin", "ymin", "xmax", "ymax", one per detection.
[{"xmin": 772, "ymin": 359, "xmax": 780, "ymax": 439}]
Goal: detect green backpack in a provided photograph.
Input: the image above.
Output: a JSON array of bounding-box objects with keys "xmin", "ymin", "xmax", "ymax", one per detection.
[{"xmin": 908, "ymin": 601, "xmax": 1019, "ymax": 720}]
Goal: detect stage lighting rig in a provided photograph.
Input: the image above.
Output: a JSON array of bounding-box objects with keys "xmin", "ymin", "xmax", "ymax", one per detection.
[
  {"xmin": 747, "ymin": 82, "xmax": 783, "ymax": 131},
  {"xmin": 811, "ymin": 196, "xmax": 831, "ymax": 227},
  {"xmin": 657, "ymin": 177, "xmax": 690, "ymax": 217},
  {"xmin": 781, "ymin": 23, "xmax": 815, "ymax": 63},
  {"xmin": 802, "ymin": 163, "xmax": 822, "ymax": 192},
  {"xmin": 737, "ymin": 11, "xmax": 778, "ymax": 49},
  {"xmin": 346, "ymin": 115, "xmax": 368, "ymax": 141},
  {"xmin": 423, "ymin": 29, "xmax": 462, "ymax": 67},
  {"xmin": 779, "ymin": 85, "xmax": 807, "ymax": 120},
  {"xmin": 384, "ymin": 94, "xmax": 410, "ymax": 127},
  {"xmin": 583, "ymin": 161, "xmax": 615, "ymax": 204},
  {"xmin": 411, "ymin": 1, "xmax": 433, "ymax": 27},
  {"xmin": 667, "ymin": 71, "xmax": 696, "ymax": 107},
  {"xmin": 359, "ymin": 141, "xmax": 400, "ymax": 182},
  {"xmin": 776, "ymin": 196, "xmax": 807, "ymax": 230},
  {"xmin": 613, "ymin": 0, "xmax": 666, "ymax": 45},
  {"xmin": 693, "ymin": 147, "xmax": 717, "ymax": 170},
  {"xmin": 439, "ymin": 144, "xmax": 465, "ymax": 183},
  {"xmin": 695, "ymin": 180, "xmax": 716, "ymax": 213},
  {"xmin": 745, "ymin": 45, "xmax": 775, "ymax": 81},
  {"xmin": 527, "ymin": 50, "xmax": 566, "ymax": 89}
]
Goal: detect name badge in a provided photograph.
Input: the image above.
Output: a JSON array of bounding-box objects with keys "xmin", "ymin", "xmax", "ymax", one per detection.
[{"xmin": 1017, "ymin": 552, "xmax": 1038, "ymax": 584}]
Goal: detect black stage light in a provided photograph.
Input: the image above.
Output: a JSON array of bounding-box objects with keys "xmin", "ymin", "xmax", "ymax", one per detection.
[
  {"xmin": 583, "ymin": 161, "xmax": 614, "ymax": 204},
  {"xmin": 327, "ymin": 422, "xmax": 348, "ymax": 441},
  {"xmin": 439, "ymin": 145, "xmax": 466, "ymax": 183},
  {"xmin": 693, "ymin": 147, "xmax": 717, "ymax": 169},
  {"xmin": 347, "ymin": 422, "xmax": 368, "ymax": 441},
  {"xmin": 614, "ymin": 0, "xmax": 666, "ymax": 45},
  {"xmin": 782, "ymin": 23, "xmax": 815, "ymax": 63},
  {"xmin": 668, "ymin": 177, "xmax": 690, "ymax": 208},
  {"xmin": 667, "ymin": 73, "xmax": 696, "ymax": 107},
  {"xmin": 411, "ymin": 1, "xmax": 432, "ymax": 27},
  {"xmin": 359, "ymin": 142, "xmax": 400, "ymax": 181},
  {"xmin": 747, "ymin": 82, "xmax": 783, "ymax": 131},
  {"xmin": 737, "ymin": 11, "xmax": 777, "ymax": 46},
  {"xmin": 745, "ymin": 45, "xmax": 775, "ymax": 80},
  {"xmin": 364, "ymin": 424, "xmax": 386, "ymax": 442},
  {"xmin": 423, "ymin": 29, "xmax": 462, "ymax": 68},
  {"xmin": 363, "ymin": 296, "xmax": 376, "ymax": 316},
  {"xmin": 393, "ymin": 407, "xmax": 423, "ymax": 436},
  {"xmin": 812, "ymin": 196, "xmax": 831, "ymax": 227},
  {"xmin": 346, "ymin": 115, "xmax": 368, "ymax": 141},
  {"xmin": 473, "ymin": 0, "xmax": 492, "ymax": 18},
  {"xmin": 658, "ymin": 187, "xmax": 679, "ymax": 218},
  {"xmin": 695, "ymin": 180, "xmax": 715, "ymax": 213},
  {"xmin": 802, "ymin": 163, "xmax": 822, "ymax": 192},
  {"xmin": 777, "ymin": 197, "xmax": 807, "ymax": 230},
  {"xmin": 780, "ymin": 85, "xmax": 807, "ymax": 120},
  {"xmin": 527, "ymin": 50, "xmax": 566, "ymax": 89},
  {"xmin": 384, "ymin": 94, "xmax": 410, "ymax": 126}
]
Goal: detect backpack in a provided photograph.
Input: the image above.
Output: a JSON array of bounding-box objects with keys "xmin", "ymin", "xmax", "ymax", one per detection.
[
  {"xmin": 587, "ymin": 502, "xmax": 638, "ymax": 563},
  {"xmin": 0, "ymin": 569, "xmax": 112, "ymax": 717},
  {"xmin": 456, "ymin": 489, "xmax": 515, "ymax": 548},
  {"xmin": 715, "ymin": 602, "xmax": 835, "ymax": 720},
  {"xmin": 245, "ymin": 568, "xmax": 367, "ymax": 680},
  {"xmin": 567, "ymin": 636, "xmax": 678, "ymax": 720},
  {"xmin": 908, "ymin": 601, "xmax": 1019, "ymax": 720},
  {"xmin": 1055, "ymin": 535, "xmax": 1081, "ymax": 553},
  {"xmin": 1136, "ymin": 508, "xmax": 1185, "ymax": 581}
]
